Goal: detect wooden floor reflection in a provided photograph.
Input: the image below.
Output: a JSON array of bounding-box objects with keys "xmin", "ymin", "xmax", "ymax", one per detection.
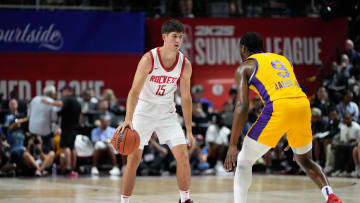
[{"xmin": 0, "ymin": 174, "xmax": 358, "ymax": 203}]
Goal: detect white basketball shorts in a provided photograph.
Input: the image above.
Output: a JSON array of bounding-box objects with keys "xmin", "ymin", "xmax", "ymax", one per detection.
[{"xmin": 133, "ymin": 99, "xmax": 186, "ymax": 149}]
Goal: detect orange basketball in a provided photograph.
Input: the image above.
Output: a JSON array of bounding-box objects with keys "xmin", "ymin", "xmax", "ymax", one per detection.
[{"xmin": 112, "ymin": 127, "xmax": 140, "ymax": 155}]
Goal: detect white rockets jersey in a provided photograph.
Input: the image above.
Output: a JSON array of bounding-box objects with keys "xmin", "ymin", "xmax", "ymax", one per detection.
[{"xmin": 139, "ymin": 47, "xmax": 186, "ymax": 104}]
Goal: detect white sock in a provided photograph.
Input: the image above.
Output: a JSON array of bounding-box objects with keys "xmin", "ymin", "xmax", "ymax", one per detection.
[
  {"xmin": 179, "ymin": 190, "xmax": 190, "ymax": 202},
  {"xmin": 120, "ymin": 195, "xmax": 130, "ymax": 203},
  {"xmin": 321, "ymin": 186, "xmax": 333, "ymax": 201}
]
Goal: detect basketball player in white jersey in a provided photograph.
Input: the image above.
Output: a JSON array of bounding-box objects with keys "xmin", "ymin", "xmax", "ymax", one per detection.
[{"xmin": 115, "ymin": 19, "xmax": 194, "ymax": 203}]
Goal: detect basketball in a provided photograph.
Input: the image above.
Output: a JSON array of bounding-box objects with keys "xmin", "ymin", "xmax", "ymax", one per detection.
[{"xmin": 112, "ymin": 127, "xmax": 140, "ymax": 155}]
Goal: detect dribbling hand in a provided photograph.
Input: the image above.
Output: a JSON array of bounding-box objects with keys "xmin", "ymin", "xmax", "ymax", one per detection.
[
  {"xmin": 115, "ymin": 120, "xmax": 134, "ymax": 135},
  {"xmin": 224, "ymin": 145, "xmax": 238, "ymax": 172}
]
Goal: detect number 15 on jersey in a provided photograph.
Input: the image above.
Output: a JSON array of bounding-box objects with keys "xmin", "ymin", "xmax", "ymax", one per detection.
[{"xmin": 156, "ymin": 85, "xmax": 166, "ymax": 96}]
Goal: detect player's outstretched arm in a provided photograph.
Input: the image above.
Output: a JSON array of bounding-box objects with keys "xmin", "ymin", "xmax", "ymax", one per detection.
[
  {"xmin": 116, "ymin": 53, "xmax": 152, "ymax": 133},
  {"xmin": 224, "ymin": 62, "xmax": 251, "ymax": 171},
  {"xmin": 180, "ymin": 58, "xmax": 194, "ymax": 149}
]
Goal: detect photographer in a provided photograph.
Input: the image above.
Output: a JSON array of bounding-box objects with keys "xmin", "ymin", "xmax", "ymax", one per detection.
[
  {"xmin": 0, "ymin": 133, "xmax": 15, "ymax": 176},
  {"xmin": 25, "ymin": 134, "xmax": 55, "ymax": 176}
]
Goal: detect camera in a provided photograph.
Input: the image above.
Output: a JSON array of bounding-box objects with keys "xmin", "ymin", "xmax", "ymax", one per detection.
[{"xmin": 31, "ymin": 134, "xmax": 40, "ymax": 145}]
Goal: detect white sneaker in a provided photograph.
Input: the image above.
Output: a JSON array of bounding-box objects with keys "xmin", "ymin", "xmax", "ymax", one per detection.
[
  {"xmin": 91, "ymin": 167, "xmax": 99, "ymax": 175},
  {"xmin": 109, "ymin": 167, "xmax": 121, "ymax": 176},
  {"xmin": 215, "ymin": 162, "xmax": 227, "ymax": 175},
  {"xmin": 351, "ymin": 170, "xmax": 358, "ymax": 177}
]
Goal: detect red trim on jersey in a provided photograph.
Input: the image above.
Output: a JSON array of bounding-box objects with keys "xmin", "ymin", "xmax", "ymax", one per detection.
[
  {"xmin": 149, "ymin": 50, "xmax": 154, "ymax": 74},
  {"xmin": 180, "ymin": 55, "xmax": 186, "ymax": 77},
  {"xmin": 157, "ymin": 47, "xmax": 179, "ymax": 72}
]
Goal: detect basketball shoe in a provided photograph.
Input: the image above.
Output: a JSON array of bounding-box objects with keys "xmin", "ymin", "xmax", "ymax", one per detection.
[
  {"xmin": 326, "ymin": 194, "xmax": 342, "ymax": 203},
  {"xmin": 178, "ymin": 199, "xmax": 193, "ymax": 203}
]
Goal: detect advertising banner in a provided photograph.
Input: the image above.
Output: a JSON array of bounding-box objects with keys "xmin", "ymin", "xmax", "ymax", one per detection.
[
  {"xmin": 0, "ymin": 10, "xmax": 145, "ymax": 53},
  {"xmin": 147, "ymin": 18, "xmax": 348, "ymax": 109}
]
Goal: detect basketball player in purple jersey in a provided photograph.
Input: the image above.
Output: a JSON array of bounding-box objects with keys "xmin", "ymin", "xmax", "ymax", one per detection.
[{"xmin": 225, "ymin": 32, "xmax": 342, "ymax": 203}]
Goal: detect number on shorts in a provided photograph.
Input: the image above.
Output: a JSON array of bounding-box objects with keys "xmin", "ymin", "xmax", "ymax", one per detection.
[{"xmin": 271, "ymin": 60, "xmax": 290, "ymax": 78}]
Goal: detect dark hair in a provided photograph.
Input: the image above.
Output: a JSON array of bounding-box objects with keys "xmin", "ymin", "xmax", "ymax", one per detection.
[
  {"xmin": 240, "ymin": 32, "xmax": 264, "ymax": 53},
  {"xmin": 161, "ymin": 19, "xmax": 184, "ymax": 34}
]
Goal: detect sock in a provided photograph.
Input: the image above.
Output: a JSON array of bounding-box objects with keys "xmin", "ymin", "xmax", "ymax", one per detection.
[
  {"xmin": 179, "ymin": 190, "xmax": 190, "ymax": 202},
  {"xmin": 120, "ymin": 195, "xmax": 130, "ymax": 203},
  {"xmin": 321, "ymin": 185, "xmax": 333, "ymax": 201}
]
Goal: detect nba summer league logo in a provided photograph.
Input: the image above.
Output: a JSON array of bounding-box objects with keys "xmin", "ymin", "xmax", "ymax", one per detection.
[{"xmin": 0, "ymin": 23, "xmax": 64, "ymax": 50}]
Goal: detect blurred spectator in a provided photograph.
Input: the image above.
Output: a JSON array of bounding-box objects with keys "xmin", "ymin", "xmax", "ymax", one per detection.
[
  {"xmin": 138, "ymin": 132, "xmax": 169, "ymax": 176},
  {"xmin": 59, "ymin": 85, "xmax": 81, "ymax": 175},
  {"xmin": 221, "ymin": 101, "xmax": 234, "ymax": 129},
  {"xmin": 90, "ymin": 115, "xmax": 120, "ymax": 176},
  {"xmin": 95, "ymin": 100, "xmax": 119, "ymax": 127},
  {"xmin": 311, "ymin": 86, "xmax": 333, "ymax": 118},
  {"xmin": 53, "ymin": 128, "xmax": 66, "ymax": 173},
  {"xmin": 205, "ymin": 113, "xmax": 230, "ymax": 175},
  {"xmin": 344, "ymin": 39, "xmax": 360, "ymax": 67},
  {"xmin": 179, "ymin": 0, "xmax": 194, "ymax": 17},
  {"xmin": 311, "ymin": 107, "xmax": 328, "ymax": 165},
  {"xmin": 28, "ymin": 85, "xmax": 58, "ymax": 161},
  {"xmin": 323, "ymin": 62, "xmax": 348, "ymax": 103},
  {"xmin": 78, "ymin": 88, "xmax": 99, "ymax": 127},
  {"xmin": 336, "ymin": 90, "xmax": 359, "ymax": 122},
  {"xmin": 192, "ymin": 84, "xmax": 214, "ymax": 115},
  {"xmin": 4, "ymin": 99, "xmax": 25, "ymax": 128},
  {"xmin": 228, "ymin": 85, "xmax": 238, "ymax": 108},
  {"xmin": 189, "ymin": 134, "xmax": 211, "ymax": 175},
  {"xmin": 331, "ymin": 113, "xmax": 360, "ymax": 177},
  {"xmin": 340, "ymin": 54, "xmax": 353, "ymax": 78},
  {"xmin": 102, "ymin": 88, "xmax": 124, "ymax": 115},
  {"xmin": 322, "ymin": 108, "xmax": 341, "ymax": 174},
  {"xmin": 0, "ymin": 134, "xmax": 14, "ymax": 176},
  {"xmin": 192, "ymin": 101, "xmax": 210, "ymax": 137}
]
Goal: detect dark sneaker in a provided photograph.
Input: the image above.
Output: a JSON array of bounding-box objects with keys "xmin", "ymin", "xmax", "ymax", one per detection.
[{"xmin": 179, "ymin": 199, "xmax": 193, "ymax": 203}]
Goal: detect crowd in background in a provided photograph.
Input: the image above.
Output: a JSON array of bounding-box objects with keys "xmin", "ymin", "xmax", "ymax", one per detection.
[{"xmin": 1, "ymin": 38, "xmax": 360, "ymax": 178}]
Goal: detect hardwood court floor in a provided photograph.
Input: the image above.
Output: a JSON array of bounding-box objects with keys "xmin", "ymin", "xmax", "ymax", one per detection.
[{"xmin": 0, "ymin": 174, "xmax": 359, "ymax": 203}]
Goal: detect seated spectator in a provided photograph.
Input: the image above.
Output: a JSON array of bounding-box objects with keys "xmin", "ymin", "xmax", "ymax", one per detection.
[
  {"xmin": 78, "ymin": 88, "xmax": 99, "ymax": 128},
  {"xmin": 205, "ymin": 114, "xmax": 230, "ymax": 175},
  {"xmin": 323, "ymin": 108, "xmax": 341, "ymax": 174},
  {"xmin": 192, "ymin": 84, "xmax": 214, "ymax": 115},
  {"xmin": 53, "ymin": 128, "xmax": 66, "ymax": 173},
  {"xmin": 0, "ymin": 133, "xmax": 15, "ymax": 176},
  {"xmin": 311, "ymin": 86, "xmax": 333, "ymax": 118},
  {"xmin": 340, "ymin": 54, "xmax": 353, "ymax": 78},
  {"xmin": 336, "ymin": 90, "xmax": 359, "ymax": 122},
  {"xmin": 95, "ymin": 99, "xmax": 120, "ymax": 128},
  {"xmin": 331, "ymin": 113, "xmax": 360, "ymax": 177},
  {"xmin": 192, "ymin": 101, "xmax": 210, "ymax": 136},
  {"xmin": 189, "ymin": 134, "xmax": 211, "ymax": 175},
  {"xmin": 221, "ymin": 101, "xmax": 234, "ymax": 129},
  {"xmin": 102, "ymin": 88, "xmax": 124, "ymax": 115},
  {"xmin": 311, "ymin": 107, "xmax": 328, "ymax": 165},
  {"xmin": 323, "ymin": 62, "xmax": 347, "ymax": 103},
  {"xmin": 6, "ymin": 108, "xmax": 49, "ymax": 176},
  {"xmin": 344, "ymin": 39, "xmax": 360, "ymax": 67},
  {"xmin": 91, "ymin": 115, "xmax": 120, "ymax": 176},
  {"xmin": 138, "ymin": 132, "xmax": 169, "ymax": 176}
]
